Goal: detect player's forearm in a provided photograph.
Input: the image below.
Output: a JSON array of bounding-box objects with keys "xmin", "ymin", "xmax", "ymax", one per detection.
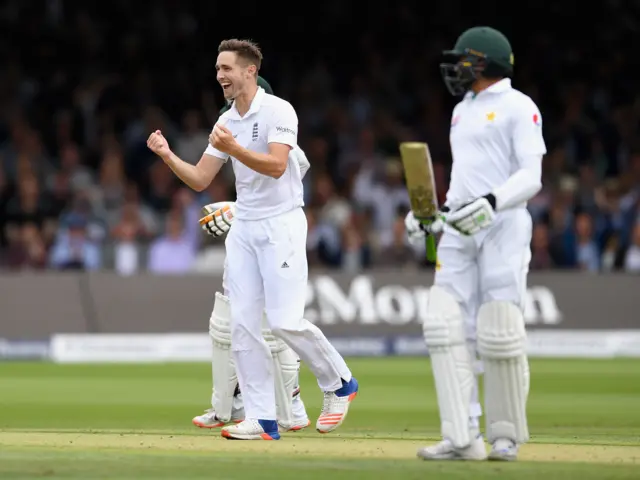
[
  {"xmin": 231, "ymin": 146, "xmax": 287, "ymax": 179},
  {"xmin": 491, "ymin": 155, "xmax": 542, "ymax": 211},
  {"xmin": 162, "ymin": 151, "xmax": 211, "ymax": 192}
]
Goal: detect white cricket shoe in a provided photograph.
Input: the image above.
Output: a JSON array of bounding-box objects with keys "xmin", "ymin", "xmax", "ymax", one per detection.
[
  {"xmin": 279, "ymin": 416, "xmax": 311, "ymax": 433},
  {"xmin": 417, "ymin": 434, "xmax": 487, "ymax": 461},
  {"xmin": 221, "ymin": 419, "xmax": 281, "ymax": 440},
  {"xmin": 192, "ymin": 408, "xmax": 243, "ymax": 429},
  {"xmin": 316, "ymin": 377, "xmax": 359, "ymax": 434},
  {"xmin": 488, "ymin": 438, "xmax": 519, "ymax": 461}
]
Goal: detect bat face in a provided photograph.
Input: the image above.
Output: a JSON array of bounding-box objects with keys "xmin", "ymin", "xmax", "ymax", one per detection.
[
  {"xmin": 399, "ymin": 142, "xmax": 438, "ymax": 221},
  {"xmin": 408, "ymin": 184, "xmax": 437, "ymax": 219}
]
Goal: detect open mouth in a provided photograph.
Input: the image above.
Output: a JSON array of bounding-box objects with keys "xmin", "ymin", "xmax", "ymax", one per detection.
[{"xmin": 221, "ymin": 83, "xmax": 232, "ymax": 92}]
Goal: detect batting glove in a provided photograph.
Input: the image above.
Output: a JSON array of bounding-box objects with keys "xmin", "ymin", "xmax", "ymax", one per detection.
[
  {"xmin": 443, "ymin": 194, "xmax": 496, "ymax": 236},
  {"xmin": 199, "ymin": 201, "xmax": 236, "ymax": 237},
  {"xmin": 404, "ymin": 210, "xmax": 444, "ymax": 246}
]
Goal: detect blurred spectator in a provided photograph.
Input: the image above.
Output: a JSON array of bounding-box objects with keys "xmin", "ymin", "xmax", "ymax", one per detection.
[
  {"xmin": 530, "ymin": 223, "xmax": 555, "ymax": 270},
  {"xmin": 95, "ymin": 150, "xmax": 127, "ymax": 226},
  {"xmin": 175, "ymin": 110, "xmax": 210, "ymax": 163},
  {"xmin": 0, "ymin": 2, "xmax": 639, "ymax": 273},
  {"xmin": 575, "ymin": 212, "xmax": 600, "ymax": 272},
  {"xmin": 48, "ymin": 214, "xmax": 101, "ymax": 270},
  {"xmin": 57, "ymin": 143, "xmax": 94, "ymax": 192},
  {"xmin": 355, "ymin": 159, "xmax": 410, "ymax": 249},
  {"xmin": 347, "ymin": 128, "xmax": 386, "ymax": 202},
  {"xmin": 377, "ymin": 209, "xmax": 417, "ymax": 268},
  {"xmin": 305, "ymin": 208, "xmax": 321, "ymax": 267},
  {"xmin": 171, "ymin": 187, "xmax": 202, "ymax": 249},
  {"xmin": 147, "ymin": 210, "xmax": 196, "ymax": 274},
  {"xmin": 308, "ymin": 174, "xmax": 351, "ymax": 267},
  {"xmin": 340, "ymin": 208, "xmax": 374, "ymax": 272},
  {"xmin": 144, "ymin": 160, "xmax": 176, "ymax": 214},
  {"xmin": 3, "ymin": 174, "xmax": 56, "ymax": 244},
  {"xmin": 118, "ymin": 183, "xmax": 160, "ymax": 239},
  {"xmin": 0, "ymin": 166, "xmax": 12, "ymax": 247},
  {"xmin": 302, "ymin": 137, "xmax": 331, "ymax": 205},
  {"xmin": 47, "ymin": 169, "xmax": 73, "ymax": 219},
  {"xmin": 601, "ymin": 233, "xmax": 624, "ymax": 272},
  {"xmin": 624, "ymin": 224, "xmax": 640, "ymax": 273},
  {"xmin": 58, "ymin": 191, "xmax": 108, "ymax": 244},
  {"xmin": 110, "ymin": 195, "xmax": 157, "ymax": 276},
  {"xmin": 112, "ymin": 221, "xmax": 141, "ymax": 276},
  {"xmin": 2, "ymin": 223, "xmax": 47, "ymax": 270}
]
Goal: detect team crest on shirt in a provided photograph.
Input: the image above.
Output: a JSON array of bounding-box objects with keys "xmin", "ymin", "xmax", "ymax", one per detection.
[
  {"xmin": 486, "ymin": 112, "xmax": 496, "ymax": 122},
  {"xmin": 533, "ymin": 113, "xmax": 542, "ymax": 126}
]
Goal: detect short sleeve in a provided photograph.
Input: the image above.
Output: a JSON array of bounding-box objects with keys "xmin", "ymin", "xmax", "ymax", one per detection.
[
  {"xmin": 203, "ymin": 120, "xmax": 229, "ymax": 162},
  {"xmin": 267, "ymin": 101, "xmax": 298, "ymax": 148},
  {"xmin": 512, "ymin": 97, "xmax": 547, "ymax": 158},
  {"xmin": 204, "ymin": 143, "xmax": 228, "ymax": 162}
]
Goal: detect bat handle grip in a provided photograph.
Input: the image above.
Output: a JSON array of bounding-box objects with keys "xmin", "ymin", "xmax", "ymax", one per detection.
[{"xmin": 425, "ymin": 234, "xmax": 437, "ymax": 263}]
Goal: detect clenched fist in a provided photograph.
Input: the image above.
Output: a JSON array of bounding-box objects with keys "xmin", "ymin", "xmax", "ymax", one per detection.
[
  {"xmin": 147, "ymin": 130, "xmax": 171, "ymax": 158},
  {"xmin": 209, "ymin": 124, "xmax": 239, "ymax": 156},
  {"xmin": 199, "ymin": 201, "xmax": 236, "ymax": 237}
]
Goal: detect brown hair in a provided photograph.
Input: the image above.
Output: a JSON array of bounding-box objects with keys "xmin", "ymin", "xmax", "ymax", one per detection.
[{"xmin": 218, "ymin": 39, "xmax": 262, "ymax": 71}]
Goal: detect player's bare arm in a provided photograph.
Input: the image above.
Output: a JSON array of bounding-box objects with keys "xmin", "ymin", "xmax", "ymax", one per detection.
[
  {"xmin": 147, "ymin": 130, "xmax": 224, "ymax": 192},
  {"xmin": 231, "ymin": 140, "xmax": 290, "ymax": 178},
  {"xmin": 209, "ymin": 124, "xmax": 290, "ymax": 179}
]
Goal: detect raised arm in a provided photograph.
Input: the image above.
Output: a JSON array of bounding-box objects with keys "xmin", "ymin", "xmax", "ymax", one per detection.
[
  {"xmin": 209, "ymin": 101, "xmax": 298, "ymax": 179},
  {"xmin": 147, "ymin": 130, "xmax": 226, "ymax": 192}
]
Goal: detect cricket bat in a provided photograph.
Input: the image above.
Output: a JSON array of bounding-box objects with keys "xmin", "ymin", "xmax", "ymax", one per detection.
[{"xmin": 399, "ymin": 142, "xmax": 439, "ymax": 263}]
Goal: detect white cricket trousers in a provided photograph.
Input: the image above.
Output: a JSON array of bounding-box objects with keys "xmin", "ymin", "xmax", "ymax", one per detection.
[
  {"xmin": 225, "ymin": 207, "xmax": 352, "ymax": 421},
  {"xmin": 434, "ymin": 208, "xmax": 533, "ymax": 423}
]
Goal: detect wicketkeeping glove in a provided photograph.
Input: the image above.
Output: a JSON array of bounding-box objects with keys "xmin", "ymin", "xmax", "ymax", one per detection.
[
  {"xmin": 443, "ymin": 194, "xmax": 496, "ymax": 235},
  {"xmin": 199, "ymin": 201, "xmax": 236, "ymax": 237}
]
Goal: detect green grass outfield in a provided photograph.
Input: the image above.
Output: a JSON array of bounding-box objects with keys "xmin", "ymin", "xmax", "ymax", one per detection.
[{"xmin": 1, "ymin": 358, "xmax": 640, "ymax": 479}]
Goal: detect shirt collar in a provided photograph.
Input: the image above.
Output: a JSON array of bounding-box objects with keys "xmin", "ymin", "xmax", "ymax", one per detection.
[
  {"xmin": 485, "ymin": 78, "xmax": 512, "ymax": 93},
  {"xmin": 226, "ymin": 86, "xmax": 266, "ymax": 120},
  {"xmin": 464, "ymin": 78, "xmax": 512, "ymax": 100}
]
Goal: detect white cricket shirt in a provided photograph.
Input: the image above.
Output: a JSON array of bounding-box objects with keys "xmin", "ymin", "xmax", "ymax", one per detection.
[
  {"xmin": 446, "ymin": 78, "xmax": 546, "ymax": 210},
  {"xmin": 204, "ymin": 87, "xmax": 303, "ymax": 220}
]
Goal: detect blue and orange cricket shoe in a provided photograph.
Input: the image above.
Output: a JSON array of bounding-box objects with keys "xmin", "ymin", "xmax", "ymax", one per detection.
[{"xmin": 316, "ymin": 377, "xmax": 359, "ymax": 433}]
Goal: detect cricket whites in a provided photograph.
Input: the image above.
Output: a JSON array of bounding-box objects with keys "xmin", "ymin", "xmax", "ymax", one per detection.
[{"xmin": 399, "ymin": 142, "xmax": 439, "ymax": 262}]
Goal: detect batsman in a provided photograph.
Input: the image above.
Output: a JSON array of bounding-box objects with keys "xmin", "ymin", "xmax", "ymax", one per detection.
[{"xmin": 405, "ymin": 27, "xmax": 546, "ymax": 461}]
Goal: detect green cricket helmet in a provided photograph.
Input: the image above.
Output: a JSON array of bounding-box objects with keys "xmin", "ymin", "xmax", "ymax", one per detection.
[
  {"xmin": 440, "ymin": 26, "xmax": 514, "ymax": 96},
  {"xmin": 219, "ymin": 76, "xmax": 274, "ymax": 114}
]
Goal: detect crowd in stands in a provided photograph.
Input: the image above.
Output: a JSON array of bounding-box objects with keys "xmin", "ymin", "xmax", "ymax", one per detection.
[{"xmin": 1, "ymin": 1, "xmax": 639, "ymax": 274}]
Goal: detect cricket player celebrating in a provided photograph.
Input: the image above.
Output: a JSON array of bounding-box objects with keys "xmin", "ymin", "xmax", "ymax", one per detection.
[
  {"xmin": 148, "ymin": 39, "xmax": 357, "ymax": 441},
  {"xmin": 405, "ymin": 26, "xmax": 545, "ymax": 461},
  {"xmin": 191, "ymin": 77, "xmax": 312, "ymax": 433}
]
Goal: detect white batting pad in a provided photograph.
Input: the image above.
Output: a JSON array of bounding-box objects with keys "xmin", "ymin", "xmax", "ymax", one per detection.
[
  {"xmin": 423, "ymin": 286, "xmax": 475, "ymax": 448},
  {"xmin": 477, "ymin": 301, "xmax": 529, "ymax": 444},
  {"xmin": 209, "ymin": 292, "xmax": 238, "ymax": 423},
  {"xmin": 262, "ymin": 321, "xmax": 299, "ymax": 430}
]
